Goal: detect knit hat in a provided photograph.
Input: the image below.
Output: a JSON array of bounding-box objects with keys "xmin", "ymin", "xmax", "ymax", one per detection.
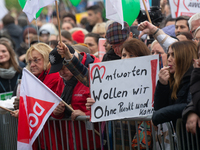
[
  {"xmin": 23, "ymin": 27, "xmax": 37, "ymax": 41},
  {"xmin": 49, "ymin": 45, "xmax": 75, "ymax": 74},
  {"xmin": 106, "ymin": 22, "xmax": 130, "ymax": 44},
  {"xmin": 39, "ymin": 23, "xmax": 58, "ymax": 36},
  {"xmin": 72, "ymin": 30, "xmax": 85, "ymax": 43}
]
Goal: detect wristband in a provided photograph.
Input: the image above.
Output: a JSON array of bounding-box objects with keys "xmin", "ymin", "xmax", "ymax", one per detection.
[{"xmin": 153, "ymin": 28, "xmax": 159, "ymax": 36}]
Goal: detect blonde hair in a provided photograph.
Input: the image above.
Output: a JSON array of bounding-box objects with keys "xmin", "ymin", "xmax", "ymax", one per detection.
[
  {"xmin": 151, "ymin": 40, "xmax": 159, "ymax": 51},
  {"xmin": 26, "ymin": 43, "xmax": 52, "ymax": 71},
  {"xmin": 92, "ymin": 22, "xmax": 106, "ymax": 37},
  {"xmin": 169, "ymin": 41, "xmax": 198, "ymax": 99}
]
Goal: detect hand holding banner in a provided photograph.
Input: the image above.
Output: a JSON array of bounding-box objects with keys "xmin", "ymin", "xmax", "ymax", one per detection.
[{"xmin": 17, "ymin": 69, "xmax": 61, "ymax": 150}]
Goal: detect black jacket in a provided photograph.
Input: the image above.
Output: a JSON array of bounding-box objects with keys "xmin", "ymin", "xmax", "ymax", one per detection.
[
  {"xmin": 4, "ymin": 24, "xmax": 23, "ymax": 50},
  {"xmin": 182, "ymin": 68, "xmax": 200, "ymax": 120},
  {"xmin": 0, "ymin": 71, "xmax": 22, "ymax": 94},
  {"xmin": 152, "ymin": 66, "xmax": 193, "ymax": 126},
  {"xmin": 102, "ymin": 48, "xmax": 121, "ymax": 62}
]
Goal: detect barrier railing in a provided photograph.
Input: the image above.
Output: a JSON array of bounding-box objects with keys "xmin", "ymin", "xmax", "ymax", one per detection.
[
  {"xmin": 0, "ymin": 112, "xmax": 199, "ymax": 150},
  {"xmin": 176, "ymin": 118, "xmax": 200, "ymax": 150}
]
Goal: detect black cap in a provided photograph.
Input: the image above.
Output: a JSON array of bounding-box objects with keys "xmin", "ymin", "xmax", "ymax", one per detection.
[{"xmin": 49, "ymin": 45, "xmax": 75, "ymax": 74}]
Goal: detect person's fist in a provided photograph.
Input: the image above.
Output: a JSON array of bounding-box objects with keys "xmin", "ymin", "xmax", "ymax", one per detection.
[
  {"xmin": 57, "ymin": 42, "xmax": 73, "ymax": 60},
  {"xmin": 53, "ymin": 102, "xmax": 65, "ymax": 116},
  {"xmin": 137, "ymin": 21, "xmax": 158, "ymax": 39}
]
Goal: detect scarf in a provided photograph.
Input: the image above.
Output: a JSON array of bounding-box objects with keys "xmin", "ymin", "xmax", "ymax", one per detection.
[
  {"xmin": 0, "ymin": 66, "xmax": 17, "ymax": 79},
  {"xmin": 61, "ymin": 77, "xmax": 78, "ymax": 117},
  {"xmin": 61, "ymin": 76, "xmax": 78, "ymax": 104}
]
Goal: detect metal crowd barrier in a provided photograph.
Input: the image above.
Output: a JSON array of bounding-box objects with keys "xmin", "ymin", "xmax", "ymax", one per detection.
[
  {"xmin": 176, "ymin": 118, "xmax": 200, "ymax": 150},
  {"xmin": 0, "ymin": 112, "xmax": 200, "ymax": 150},
  {"xmin": 0, "ymin": 113, "xmax": 18, "ymax": 150}
]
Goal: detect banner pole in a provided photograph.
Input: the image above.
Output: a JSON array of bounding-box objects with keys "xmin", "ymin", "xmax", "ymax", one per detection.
[
  {"xmin": 55, "ymin": 0, "xmax": 64, "ymax": 58},
  {"xmin": 0, "ymin": 106, "xmax": 13, "ymax": 113},
  {"xmin": 61, "ymin": 99, "xmax": 74, "ymax": 112},
  {"xmin": 142, "ymin": 0, "xmax": 152, "ymax": 23}
]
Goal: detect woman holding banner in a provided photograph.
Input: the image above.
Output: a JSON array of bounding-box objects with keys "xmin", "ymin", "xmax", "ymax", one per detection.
[
  {"xmin": 152, "ymin": 41, "xmax": 197, "ymax": 128},
  {"xmin": 11, "ymin": 42, "xmax": 61, "ymax": 150}
]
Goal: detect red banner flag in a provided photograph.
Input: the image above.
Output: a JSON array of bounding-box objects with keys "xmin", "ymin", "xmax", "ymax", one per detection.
[{"xmin": 17, "ymin": 68, "xmax": 61, "ymax": 150}]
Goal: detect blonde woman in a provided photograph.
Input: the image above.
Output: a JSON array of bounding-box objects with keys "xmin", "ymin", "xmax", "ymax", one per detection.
[{"xmin": 12, "ymin": 43, "xmax": 61, "ymax": 150}]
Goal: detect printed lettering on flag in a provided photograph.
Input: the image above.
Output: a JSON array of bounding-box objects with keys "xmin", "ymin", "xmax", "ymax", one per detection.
[{"xmin": 17, "ymin": 68, "xmax": 61, "ymax": 150}]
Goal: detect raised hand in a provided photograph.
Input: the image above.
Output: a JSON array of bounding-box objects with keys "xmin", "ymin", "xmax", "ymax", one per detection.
[
  {"xmin": 57, "ymin": 42, "xmax": 73, "ymax": 60},
  {"xmin": 137, "ymin": 21, "xmax": 158, "ymax": 39},
  {"xmin": 158, "ymin": 66, "xmax": 170, "ymax": 85}
]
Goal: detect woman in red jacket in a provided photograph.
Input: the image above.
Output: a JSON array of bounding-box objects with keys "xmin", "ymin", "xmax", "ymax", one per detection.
[{"xmin": 11, "ymin": 43, "xmax": 61, "ymax": 150}]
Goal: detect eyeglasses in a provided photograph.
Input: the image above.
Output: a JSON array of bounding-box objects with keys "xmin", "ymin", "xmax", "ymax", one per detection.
[
  {"xmin": 191, "ymin": 29, "xmax": 196, "ymax": 35},
  {"xmin": 28, "ymin": 57, "xmax": 42, "ymax": 65},
  {"xmin": 193, "ymin": 37, "xmax": 200, "ymax": 42}
]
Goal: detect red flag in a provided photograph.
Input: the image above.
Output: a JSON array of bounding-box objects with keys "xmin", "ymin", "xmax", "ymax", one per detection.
[{"xmin": 17, "ymin": 68, "xmax": 61, "ymax": 150}]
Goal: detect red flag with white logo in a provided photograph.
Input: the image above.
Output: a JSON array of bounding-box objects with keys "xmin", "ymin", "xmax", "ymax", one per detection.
[{"xmin": 17, "ymin": 68, "xmax": 60, "ymax": 150}]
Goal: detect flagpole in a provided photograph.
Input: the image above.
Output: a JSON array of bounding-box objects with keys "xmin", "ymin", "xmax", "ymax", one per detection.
[
  {"xmin": 55, "ymin": 0, "xmax": 64, "ymax": 58},
  {"xmin": 0, "ymin": 106, "xmax": 13, "ymax": 113},
  {"xmin": 142, "ymin": 0, "xmax": 152, "ymax": 24},
  {"xmin": 61, "ymin": 100, "xmax": 74, "ymax": 112}
]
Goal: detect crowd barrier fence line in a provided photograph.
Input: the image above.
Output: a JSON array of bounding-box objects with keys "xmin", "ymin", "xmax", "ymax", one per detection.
[{"xmin": 0, "ymin": 113, "xmax": 200, "ymax": 150}]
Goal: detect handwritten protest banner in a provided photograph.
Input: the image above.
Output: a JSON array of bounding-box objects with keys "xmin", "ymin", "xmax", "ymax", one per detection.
[
  {"xmin": 89, "ymin": 55, "xmax": 159, "ymax": 122},
  {"xmin": 169, "ymin": 0, "xmax": 200, "ymax": 18}
]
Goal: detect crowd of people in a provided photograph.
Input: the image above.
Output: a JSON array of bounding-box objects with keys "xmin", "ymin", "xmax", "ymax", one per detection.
[{"xmin": 1, "ymin": 0, "xmax": 200, "ymax": 149}]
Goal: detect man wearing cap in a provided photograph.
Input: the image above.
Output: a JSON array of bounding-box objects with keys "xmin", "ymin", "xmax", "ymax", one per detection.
[
  {"xmin": 49, "ymin": 45, "xmax": 100, "ymax": 150},
  {"xmin": 106, "ymin": 21, "xmax": 133, "ymax": 57}
]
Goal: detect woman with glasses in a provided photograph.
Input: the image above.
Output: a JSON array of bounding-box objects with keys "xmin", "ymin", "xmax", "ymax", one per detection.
[
  {"xmin": 12, "ymin": 43, "xmax": 61, "ymax": 150},
  {"xmin": 25, "ymin": 43, "xmax": 60, "ymax": 89},
  {"xmin": 0, "ymin": 41, "xmax": 22, "ymax": 96}
]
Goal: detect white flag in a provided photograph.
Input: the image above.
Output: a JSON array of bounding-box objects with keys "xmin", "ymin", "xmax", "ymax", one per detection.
[
  {"xmin": 17, "ymin": 68, "xmax": 61, "ymax": 150},
  {"xmin": 0, "ymin": 0, "xmax": 8, "ymax": 20},
  {"xmin": 140, "ymin": 0, "xmax": 150, "ymax": 10},
  {"xmin": 106, "ymin": 0, "xmax": 124, "ymax": 29},
  {"xmin": 23, "ymin": 0, "xmax": 56, "ymax": 22}
]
